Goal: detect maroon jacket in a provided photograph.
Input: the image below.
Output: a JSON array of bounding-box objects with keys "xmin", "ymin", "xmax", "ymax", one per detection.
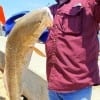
[{"xmin": 45, "ymin": 0, "xmax": 100, "ymax": 92}]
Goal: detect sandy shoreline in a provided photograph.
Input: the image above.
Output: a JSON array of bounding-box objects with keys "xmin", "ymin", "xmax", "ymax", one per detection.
[{"xmin": 0, "ymin": 71, "xmax": 8, "ymax": 100}]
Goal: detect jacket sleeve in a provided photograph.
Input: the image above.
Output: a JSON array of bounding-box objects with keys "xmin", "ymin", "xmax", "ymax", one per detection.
[{"xmin": 93, "ymin": 0, "xmax": 100, "ymax": 23}]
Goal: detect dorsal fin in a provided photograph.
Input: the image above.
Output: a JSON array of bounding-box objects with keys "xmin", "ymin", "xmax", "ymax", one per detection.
[{"xmin": 29, "ymin": 45, "xmax": 46, "ymax": 57}]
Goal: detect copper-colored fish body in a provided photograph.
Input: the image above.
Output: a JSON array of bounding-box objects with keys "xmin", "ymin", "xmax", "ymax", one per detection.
[{"xmin": 5, "ymin": 7, "xmax": 53, "ymax": 100}]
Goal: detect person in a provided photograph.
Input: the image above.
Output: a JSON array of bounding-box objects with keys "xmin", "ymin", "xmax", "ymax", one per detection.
[{"xmin": 45, "ymin": 0, "xmax": 100, "ymax": 100}]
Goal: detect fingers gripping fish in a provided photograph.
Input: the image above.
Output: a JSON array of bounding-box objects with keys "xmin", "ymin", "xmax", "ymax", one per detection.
[{"xmin": 4, "ymin": 7, "xmax": 53, "ymax": 100}]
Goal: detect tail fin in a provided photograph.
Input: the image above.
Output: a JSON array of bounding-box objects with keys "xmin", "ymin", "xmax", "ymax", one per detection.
[{"xmin": 0, "ymin": 5, "xmax": 5, "ymax": 24}]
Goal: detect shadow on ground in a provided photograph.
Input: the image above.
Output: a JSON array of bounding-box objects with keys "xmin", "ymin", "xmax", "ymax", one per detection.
[{"xmin": 0, "ymin": 96, "xmax": 6, "ymax": 100}]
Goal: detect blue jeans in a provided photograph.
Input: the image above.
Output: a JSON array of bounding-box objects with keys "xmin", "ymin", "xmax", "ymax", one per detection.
[{"xmin": 48, "ymin": 86, "xmax": 92, "ymax": 100}]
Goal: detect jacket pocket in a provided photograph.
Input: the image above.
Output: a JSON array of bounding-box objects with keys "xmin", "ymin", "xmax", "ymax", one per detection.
[{"xmin": 60, "ymin": 6, "xmax": 83, "ymax": 35}]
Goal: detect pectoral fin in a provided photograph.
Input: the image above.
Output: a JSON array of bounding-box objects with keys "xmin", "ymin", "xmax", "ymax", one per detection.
[{"xmin": 29, "ymin": 46, "xmax": 46, "ymax": 57}]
